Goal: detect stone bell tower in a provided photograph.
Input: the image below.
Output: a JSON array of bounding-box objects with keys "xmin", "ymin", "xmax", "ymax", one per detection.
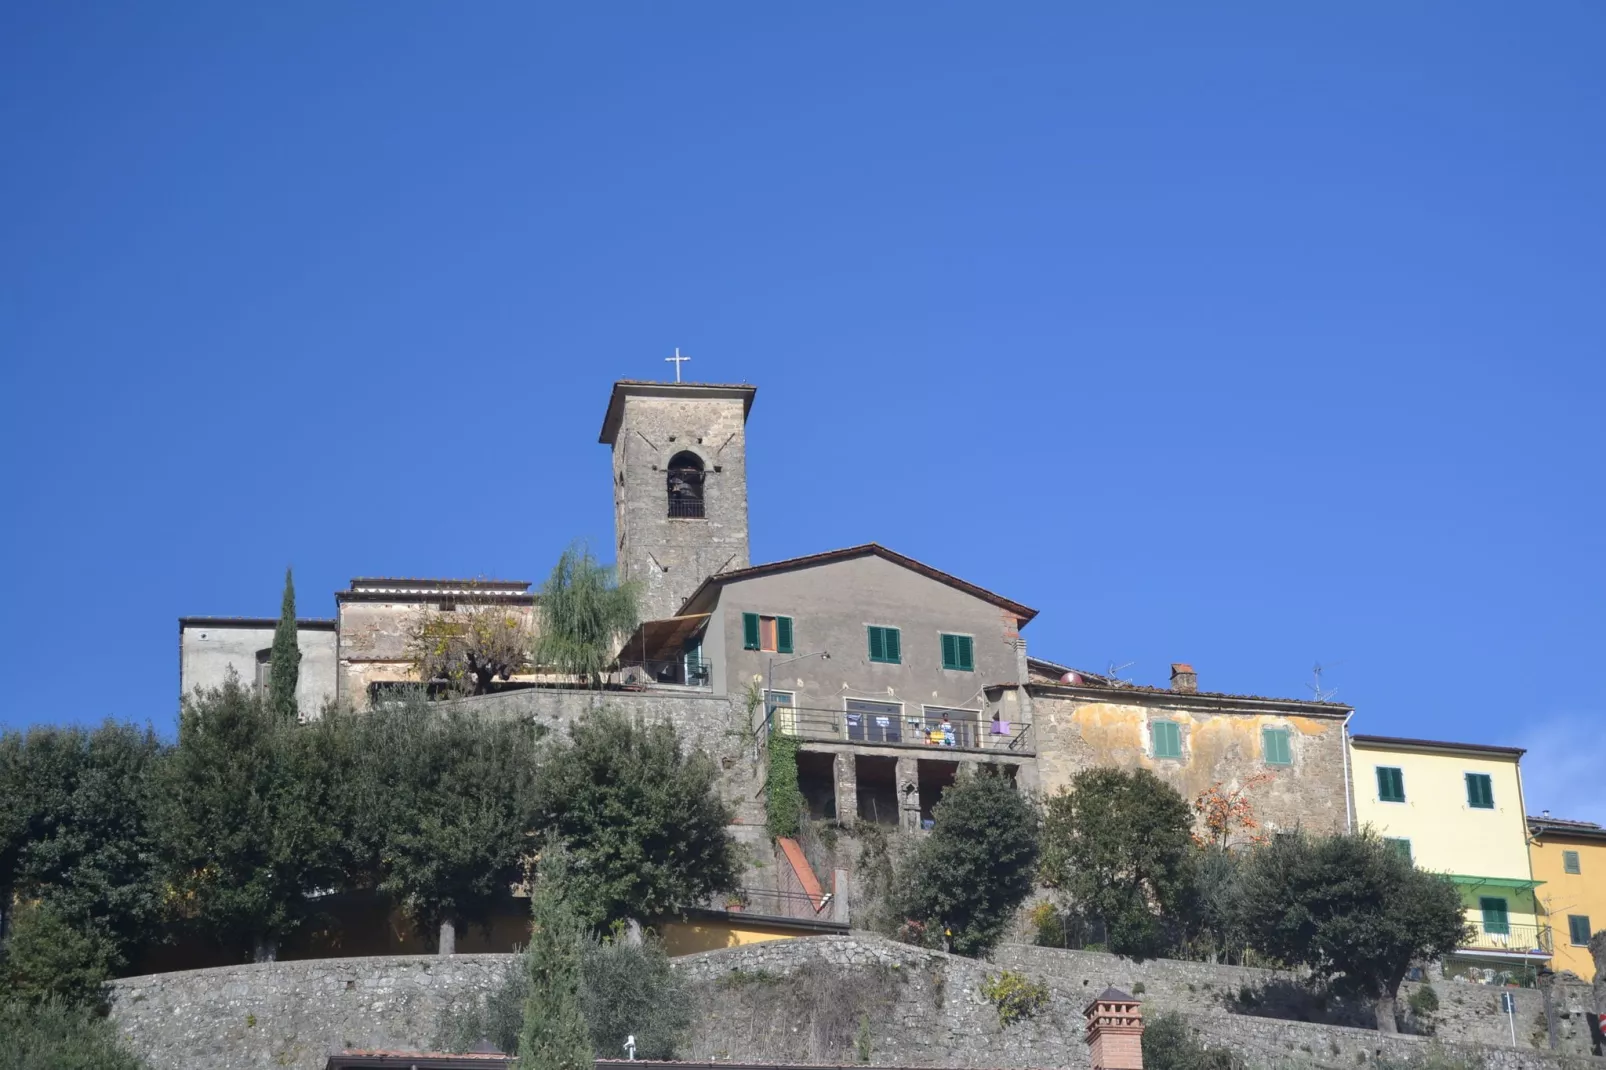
[{"xmin": 599, "ymin": 380, "xmax": 756, "ymax": 622}]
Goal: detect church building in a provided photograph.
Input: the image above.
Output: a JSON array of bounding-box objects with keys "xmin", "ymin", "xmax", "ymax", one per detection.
[{"xmin": 181, "ymin": 377, "xmax": 1355, "ymax": 859}]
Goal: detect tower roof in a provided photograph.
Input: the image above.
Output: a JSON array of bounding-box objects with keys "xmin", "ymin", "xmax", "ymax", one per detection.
[{"xmin": 599, "ymin": 380, "xmax": 757, "ymax": 444}]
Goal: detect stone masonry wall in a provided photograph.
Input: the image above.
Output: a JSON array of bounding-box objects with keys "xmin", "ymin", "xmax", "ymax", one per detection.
[{"xmin": 111, "ymin": 935, "xmax": 1599, "ymax": 1070}]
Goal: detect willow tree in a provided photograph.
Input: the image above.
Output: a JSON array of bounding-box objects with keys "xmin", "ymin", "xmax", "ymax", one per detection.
[{"xmin": 533, "ymin": 545, "xmax": 639, "ymax": 687}]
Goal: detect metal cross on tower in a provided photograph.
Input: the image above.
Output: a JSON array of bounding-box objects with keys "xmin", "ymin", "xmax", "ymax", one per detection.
[{"xmin": 665, "ymin": 347, "xmax": 691, "ymax": 382}]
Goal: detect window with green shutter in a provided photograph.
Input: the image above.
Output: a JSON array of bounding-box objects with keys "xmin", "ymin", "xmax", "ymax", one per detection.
[
  {"xmin": 1384, "ymin": 837, "xmax": 1412, "ymax": 863},
  {"xmin": 1568, "ymin": 915, "xmax": 1592, "ymax": 946},
  {"xmin": 1376, "ymin": 766, "xmax": 1406, "ymax": 803},
  {"xmin": 1152, "ymin": 720, "xmax": 1182, "ymax": 759},
  {"xmin": 1465, "ymin": 772, "xmax": 1495, "ymax": 809},
  {"xmin": 1262, "ymin": 727, "xmax": 1292, "ymax": 766},
  {"xmin": 1479, "ymin": 896, "xmax": 1509, "ymax": 935},
  {"xmin": 940, "ymin": 633, "xmax": 974, "ymax": 671},
  {"xmin": 1562, "ymin": 850, "xmax": 1581, "ymax": 875},
  {"xmin": 742, "ymin": 612, "xmax": 794, "ymax": 653},
  {"xmin": 867, "ymin": 625, "xmax": 901, "ymax": 664}
]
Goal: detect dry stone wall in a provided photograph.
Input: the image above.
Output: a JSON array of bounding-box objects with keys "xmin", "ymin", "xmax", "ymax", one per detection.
[{"xmin": 110, "ymin": 934, "xmax": 1599, "ymax": 1070}]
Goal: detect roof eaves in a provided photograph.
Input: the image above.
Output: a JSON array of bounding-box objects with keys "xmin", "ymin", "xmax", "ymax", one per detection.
[
  {"xmin": 1349, "ymin": 734, "xmax": 1525, "ymax": 758},
  {"xmin": 1028, "ymin": 680, "xmax": 1351, "ymax": 715},
  {"xmin": 676, "ymin": 543, "xmax": 1037, "ymax": 622}
]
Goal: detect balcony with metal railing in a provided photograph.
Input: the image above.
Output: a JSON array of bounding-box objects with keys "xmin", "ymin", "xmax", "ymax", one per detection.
[
  {"xmin": 764, "ymin": 703, "xmax": 1034, "ymax": 756},
  {"xmin": 1458, "ymin": 921, "xmax": 1552, "ymax": 959}
]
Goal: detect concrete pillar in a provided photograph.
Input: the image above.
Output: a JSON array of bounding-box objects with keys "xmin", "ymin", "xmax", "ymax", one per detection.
[
  {"xmin": 831, "ymin": 869, "xmax": 850, "ymax": 925},
  {"xmin": 833, "ymin": 752, "xmax": 857, "ymax": 828},
  {"xmin": 895, "ymin": 756, "xmax": 921, "ymax": 833},
  {"xmin": 1085, "ymin": 989, "xmax": 1144, "ymax": 1070}
]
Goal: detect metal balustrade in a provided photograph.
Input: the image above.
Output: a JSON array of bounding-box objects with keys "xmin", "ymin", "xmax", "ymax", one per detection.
[
  {"xmin": 1460, "ymin": 921, "xmax": 1552, "ymax": 956},
  {"xmin": 762, "ymin": 703, "xmax": 1034, "ymax": 755}
]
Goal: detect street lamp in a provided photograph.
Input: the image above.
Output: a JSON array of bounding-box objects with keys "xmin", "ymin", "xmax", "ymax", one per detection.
[{"xmin": 766, "ymin": 650, "xmax": 830, "ymax": 734}]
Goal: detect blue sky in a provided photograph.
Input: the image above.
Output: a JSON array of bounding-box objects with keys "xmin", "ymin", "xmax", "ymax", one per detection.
[{"xmin": 2, "ymin": 4, "xmax": 1601, "ymax": 821}]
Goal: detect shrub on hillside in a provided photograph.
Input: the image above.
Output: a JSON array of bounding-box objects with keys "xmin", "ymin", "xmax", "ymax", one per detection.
[
  {"xmin": 0, "ymin": 997, "xmax": 147, "ymax": 1070},
  {"xmin": 1141, "ymin": 1011, "xmax": 1240, "ymax": 1070},
  {"xmin": 0, "ymin": 902, "xmax": 116, "ymax": 1009}
]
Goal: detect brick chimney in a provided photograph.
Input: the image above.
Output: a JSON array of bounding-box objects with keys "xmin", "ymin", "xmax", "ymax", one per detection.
[
  {"xmin": 1169, "ymin": 663, "xmax": 1197, "ymax": 694},
  {"xmin": 1085, "ymin": 987, "xmax": 1145, "ymax": 1070}
]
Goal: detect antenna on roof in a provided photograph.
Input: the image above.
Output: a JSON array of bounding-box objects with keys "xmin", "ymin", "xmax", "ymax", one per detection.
[
  {"xmin": 1309, "ymin": 661, "xmax": 1341, "ymax": 703},
  {"xmin": 1107, "ymin": 661, "xmax": 1134, "ymax": 686}
]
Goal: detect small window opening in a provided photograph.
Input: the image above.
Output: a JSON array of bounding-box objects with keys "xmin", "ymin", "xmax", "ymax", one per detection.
[{"xmin": 667, "ymin": 451, "xmax": 705, "ymax": 518}]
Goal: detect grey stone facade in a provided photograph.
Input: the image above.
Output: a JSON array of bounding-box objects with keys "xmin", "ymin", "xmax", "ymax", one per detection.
[
  {"xmin": 600, "ymin": 381, "xmax": 755, "ymax": 623},
  {"xmin": 179, "ymin": 618, "xmax": 338, "ymax": 717},
  {"xmin": 109, "ymin": 934, "xmax": 1599, "ymax": 1070}
]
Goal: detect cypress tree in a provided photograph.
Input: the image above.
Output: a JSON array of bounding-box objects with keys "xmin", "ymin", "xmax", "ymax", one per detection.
[
  {"xmin": 269, "ymin": 567, "xmax": 301, "ymax": 721},
  {"xmin": 516, "ymin": 848, "xmax": 592, "ymax": 1070}
]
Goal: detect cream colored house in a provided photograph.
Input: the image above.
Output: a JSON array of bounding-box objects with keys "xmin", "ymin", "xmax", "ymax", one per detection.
[{"xmin": 1349, "ymin": 734, "xmax": 1548, "ymax": 981}]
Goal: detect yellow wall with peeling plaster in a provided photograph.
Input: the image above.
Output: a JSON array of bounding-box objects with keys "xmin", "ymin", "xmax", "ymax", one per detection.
[{"xmin": 1033, "ymin": 695, "xmax": 1350, "ymax": 836}]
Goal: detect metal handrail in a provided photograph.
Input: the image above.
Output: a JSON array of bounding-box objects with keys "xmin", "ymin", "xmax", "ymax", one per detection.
[
  {"xmin": 763, "ymin": 703, "xmax": 1034, "ymax": 755},
  {"xmin": 1461, "ymin": 921, "xmax": 1553, "ymax": 955}
]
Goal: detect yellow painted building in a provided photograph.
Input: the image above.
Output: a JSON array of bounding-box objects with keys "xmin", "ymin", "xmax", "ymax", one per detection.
[
  {"xmin": 1349, "ymin": 735, "xmax": 1548, "ymax": 981},
  {"xmin": 1527, "ymin": 814, "xmax": 1606, "ymax": 979}
]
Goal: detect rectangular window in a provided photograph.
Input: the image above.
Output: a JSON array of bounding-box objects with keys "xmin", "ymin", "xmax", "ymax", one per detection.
[
  {"xmin": 940, "ymin": 633, "xmax": 974, "ymax": 671},
  {"xmin": 1152, "ymin": 720, "xmax": 1182, "ymax": 760},
  {"xmin": 845, "ymin": 699, "xmax": 902, "ymax": 744},
  {"xmin": 1568, "ymin": 915, "xmax": 1592, "ymax": 946},
  {"xmin": 742, "ymin": 612, "xmax": 794, "ymax": 653},
  {"xmin": 1262, "ymin": 727, "xmax": 1292, "ymax": 766},
  {"xmin": 1465, "ymin": 772, "xmax": 1495, "ymax": 810},
  {"xmin": 1384, "ymin": 837, "xmax": 1413, "ymax": 863},
  {"xmin": 1480, "ymin": 896, "xmax": 1509, "ymax": 935},
  {"xmin": 1376, "ymin": 766, "xmax": 1406, "ymax": 803},
  {"xmin": 867, "ymin": 625, "xmax": 902, "ymax": 664},
  {"xmin": 1562, "ymin": 850, "xmax": 1581, "ymax": 875}
]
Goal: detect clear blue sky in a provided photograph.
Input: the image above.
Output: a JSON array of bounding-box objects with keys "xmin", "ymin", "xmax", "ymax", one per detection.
[{"xmin": 2, "ymin": 4, "xmax": 1601, "ymax": 820}]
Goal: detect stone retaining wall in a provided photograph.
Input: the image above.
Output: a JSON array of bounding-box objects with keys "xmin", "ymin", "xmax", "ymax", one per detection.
[{"xmin": 110, "ymin": 935, "xmax": 1600, "ymax": 1070}]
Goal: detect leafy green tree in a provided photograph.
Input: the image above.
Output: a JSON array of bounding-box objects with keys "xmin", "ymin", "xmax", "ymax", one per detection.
[
  {"xmin": 580, "ymin": 933, "xmax": 691, "ymax": 1059},
  {"xmin": 354, "ymin": 693, "xmax": 544, "ymax": 953},
  {"xmin": 152, "ymin": 675, "xmax": 344, "ymax": 961},
  {"xmin": 0, "ymin": 902, "xmax": 115, "ymax": 1009},
  {"xmin": 534, "ymin": 708, "xmax": 737, "ymax": 928},
  {"xmin": 1235, "ymin": 830, "xmax": 1468, "ymax": 1033},
  {"xmin": 269, "ymin": 567, "xmax": 301, "ymax": 720},
  {"xmin": 1141, "ymin": 1010, "xmax": 1239, "ymax": 1070},
  {"xmin": 897, "ymin": 770, "xmax": 1039, "ymax": 957},
  {"xmin": 533, "ymin": 544, "xmax": 639, "ymax": 686},
  {"xmin": 516, "ymin": 849, "xmax": 592, "ymax": 1070},
  {"xmin": 435, "ymin": 931, "xmax": 690, "ymax": 1060},
  {"xmin": 10, "ymin": 723, "xmax": 165, "ymax": 970},
  {"xmin": 1188, "ymin": 846, "xmax": 1247, "ymax": 963},
  {"xmin": 1039, "ymin": 767, "xmax": 1196, "ymax": 958},
  {"xmin": 0, "ymin": 997, "xmax": 148, "ymax": 1070}
]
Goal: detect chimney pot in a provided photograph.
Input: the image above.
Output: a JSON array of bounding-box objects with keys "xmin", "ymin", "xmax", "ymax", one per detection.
[{"xmin": 1170, "ymin": 663, "xmax": 1198, "ymax": 694}]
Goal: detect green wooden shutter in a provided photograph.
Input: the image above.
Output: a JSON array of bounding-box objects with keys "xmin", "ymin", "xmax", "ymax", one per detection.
[
  {"xmin": 867, "ymin": 626, "xmax": 885, "ymax": 662},
  {"xmin": 884, "ymin": 627, "xmax": 901, "ymax": 664},
  {"xmin": 776, "ymin": 616, "xmax": 794, "ymax": 654},
  {"xmin": 1384, "ymin": 838, "xmax": 1412, "ymax": 862},
  {"xmin": 957, "ymin": 635, "xmax": 973, "ymax": 671},
  {"xmin": 1563, "ymin": 850, "xmax": 1581, "ymax": 875},
  {"xmin": 1569, "ymin": 915, "xmax": 1592, "ymax": 946},
  {"xmin": 1466, "ymin": 773, "xmax": 1494, "ymax": 809},
  {"xmin": 742, "ymin": 612, "xmax": 760, "ymax": 650},
  {"xmin": 1153, "ymin": 721, "xmax": 1181, "ymax": 759},
  {"xmin": 940, "ymin": 634, "xmax": 956, "ymax": 669},
  {"xmin": 1263, "ymin": 727, "xmax": 1291, "ymax": 765},
  {"xmin": 1377, "ymin": 766, "xmax": 1405, "ymax": 803},
  {"xmin": 1480, "ymin": 897, "xmax": 1509, "ymax": 934}
]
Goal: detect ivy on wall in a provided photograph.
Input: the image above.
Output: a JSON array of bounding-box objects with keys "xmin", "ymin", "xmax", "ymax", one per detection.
[{"xmin": 765, "ymin": 731, "xmax": 804, "ymax": 841}]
